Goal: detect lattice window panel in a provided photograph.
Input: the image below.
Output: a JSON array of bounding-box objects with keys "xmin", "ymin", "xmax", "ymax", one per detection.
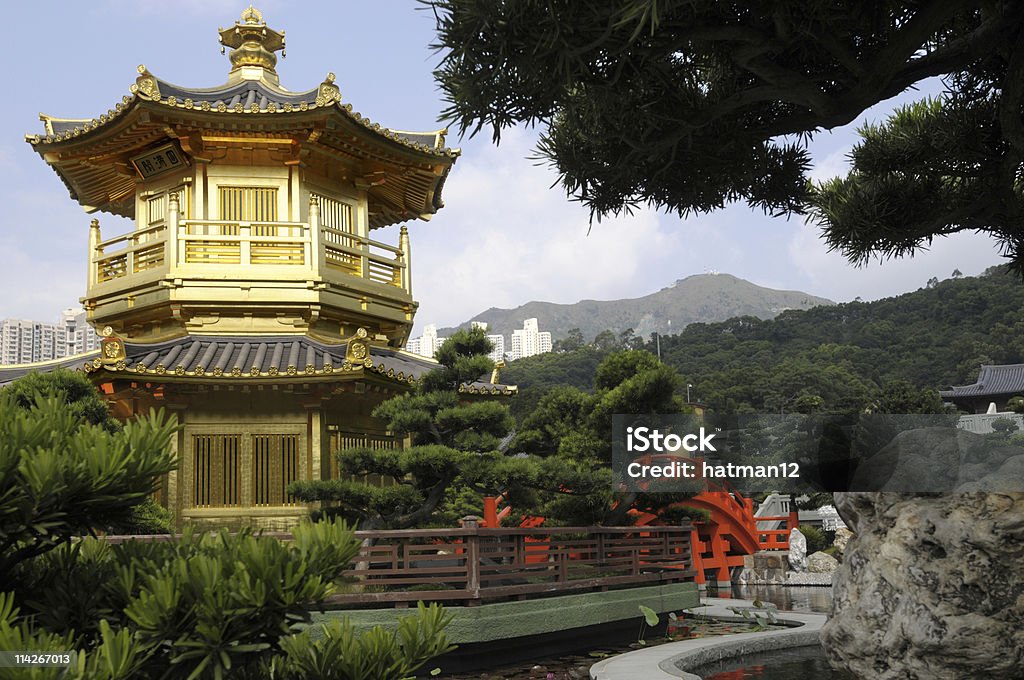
[
  {"xmin": 192, "ymin": 434, "xmax": 242, "ymax": 508},
  {"xmin": 219, "ymin": 186, "xmax": 279, "ymax": 233},
  {"xmin": 252, "ymin": 434, "xmax": 301, "ymax": 506},
  {"xmin": 313, "ymin": 194, "xmax": 354, "ymax": 232}
]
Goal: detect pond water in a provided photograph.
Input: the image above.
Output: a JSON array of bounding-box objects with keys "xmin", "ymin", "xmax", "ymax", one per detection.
[
  {"xmin": 690, "ymin": 584, "xmax": 855, "ymax": 679},
  {"xmin": 695, "ymin": 644, "xmax": 856, "ymax": 679},
  {"xmin": 442, "ymin": 585, "xmax": 841, "ymax": 679},
  {"xmin": 727, "ymin": 584, "xmax": 834, "ymax": 614}
]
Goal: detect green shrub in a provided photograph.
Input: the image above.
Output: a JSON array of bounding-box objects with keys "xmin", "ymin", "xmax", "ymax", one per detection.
[
  {"xmin": 991, "ymin": 417, "xmax": 1019, "ymax": 434},
  {"xmin": 797, "ymin": 524, "xmax": 828, "ymax": 553},
  {"xmin": 275, "ymin": 603, "xmax": 455, "ymax": 680},
  {"xmin": 5, "ymin": 368, "xmax": 120, "ymax": 432},
  {"xmin": 105, "ymin": 498, "xmax": 173, "ymax": 535},
  {"xmin": 6, "ymin": 519, "xmax": 457, "ymax": 679},
  {"xmin": 0, "ymin": 396, "xmax": 177, "ymax": 579}
]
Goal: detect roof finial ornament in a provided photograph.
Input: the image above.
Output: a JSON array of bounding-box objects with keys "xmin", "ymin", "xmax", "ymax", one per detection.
[
  {"xmin": 241, "ymin": 4, "xmax": 262, "ymax": 24},
  {"xmin": 218, "ymin": 6, "xmax": 286, "ymax": 86}
]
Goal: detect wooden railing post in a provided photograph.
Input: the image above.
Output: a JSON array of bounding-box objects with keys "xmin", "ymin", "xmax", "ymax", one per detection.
[
  {"xmin": 167, "ymin": 192, "xmax": 179, "ymax": 269},
  {"xmin": 399, "ymin": 225, "xmax": 412, "ymax": 294},
  {"xmin": 88, "ymin": 219, "xmax": 101, "ymax": 287},
  {"xmin": 240, "ymin": 222, "xmax": 251, "ymax": 266},
  {"xmin": 462, "ymin": 517, "xmax": 481, "ymax": 601},
  {"xmin": 309, "ymin": 195, "xmax": 323, "ymax": 276}
]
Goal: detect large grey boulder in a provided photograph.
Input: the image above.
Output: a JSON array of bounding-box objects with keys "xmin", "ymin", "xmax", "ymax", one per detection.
[
  {"xmin": 822, "ymin": 429, "xmax": 1024, "ymax": 679},
  {"xmin": 806, "ymin": 550, "xmax": 838, "ymax": 573},
  {"xmin": 787, "ymin": 527, "xmax": 806, "ymax": 572}
]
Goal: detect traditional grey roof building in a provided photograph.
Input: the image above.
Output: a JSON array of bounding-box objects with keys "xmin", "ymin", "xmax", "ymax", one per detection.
[{"xmin": 940, "ymin": 364, "xmax": 1024, "ymax": 413}]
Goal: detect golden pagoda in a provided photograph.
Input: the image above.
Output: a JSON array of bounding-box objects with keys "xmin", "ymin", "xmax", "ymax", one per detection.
[{"xmin": 24, "ymin": 8, "xmax": 510, "ymax": 530}]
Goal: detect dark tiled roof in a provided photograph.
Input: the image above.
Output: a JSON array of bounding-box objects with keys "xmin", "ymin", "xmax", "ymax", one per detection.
[
  {"xmin": 0, "ymin": 352, "xmax": 100, "ymax": 386},
  {"xmin": 157, "ymin": 79, "xmax": 317, "ymax": 113},
  {"xmin": 64, "ymin": 335, "xmax": 515, "ymax": 394},
  {"xmin": 32, "ymin": 72, "xmax": 456, "ymax": 159},
  {"xmin": 940, "ymin": 364, "xmax": 1024, "ymax": 399}
]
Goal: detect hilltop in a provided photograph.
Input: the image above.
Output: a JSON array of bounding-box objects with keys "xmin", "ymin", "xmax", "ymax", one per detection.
[{"xmin": 438, "ymin": 273, "xmax": 833, "ymax": 340}]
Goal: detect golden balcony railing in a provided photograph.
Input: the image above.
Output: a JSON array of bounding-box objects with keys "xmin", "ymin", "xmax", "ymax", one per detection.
[
  {"xmin": 179, "ymin": 220, "xmax": 310, "ymax": 267},
  {"xmin": 92, "ymin": 223, "xmax": 168, "ymax": 283},
  {"xmin": 87, "ymin": 196, "xmax": 411, "ymax": 296}
]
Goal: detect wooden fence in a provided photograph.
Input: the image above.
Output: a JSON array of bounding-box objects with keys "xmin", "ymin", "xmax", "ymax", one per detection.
[{"xmin": 328, "ymin": 524, "xmax": 695, "ymax": 607}]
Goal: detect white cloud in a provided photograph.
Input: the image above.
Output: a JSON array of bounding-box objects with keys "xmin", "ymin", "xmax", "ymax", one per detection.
[
  {"xmin": 786, "ymin": 223, "xmax": 1004, "ymax": 302},
  {"xmin": 407, "ymin": 128, "xmax": 703, "ymax": 330},
  {"xmin": 808, "ymin": 147, "xmax": 852, "ymax": 183}
]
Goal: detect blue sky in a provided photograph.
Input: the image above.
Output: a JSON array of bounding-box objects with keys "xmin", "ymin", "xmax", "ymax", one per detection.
[{"xmin": 2, "ymin": 1, "xmax": 1004, "ymax": 334}]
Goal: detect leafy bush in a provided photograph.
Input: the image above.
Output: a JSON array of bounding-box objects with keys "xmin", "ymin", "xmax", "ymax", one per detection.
[
  {"xmin": 275, "ymin": 603, "xmax": 455, "ymax": 680},
  {"xmin": 5, "ymin": 519, "xmax": 456, "ymax": 679},
  {"xmin": 797, "ymin": 524, "xmax": 829, "ymax": 553},
  {"xmin": 105, "ymin": 498, "xmax": 173, "ymax": 535},
  {"xmin": 990, "ymin": 416, "xmax": 1019, "ymax": 434},
  {"xmin": 0, "ymin": 396, "xmax": 177, "ymax": 580},
  {"xmin": 5, "ymin": 368, "xmax": 120, "ymax": 432}
]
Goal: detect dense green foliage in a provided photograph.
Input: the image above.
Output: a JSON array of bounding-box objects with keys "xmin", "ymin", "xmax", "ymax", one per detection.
[
  {"xmin": 430, "ymin": 1, "xmax": 1024, "ymax": 269},
  {"xmin": 0, "ymin": 389, "xmax": 177, "ymax": 580},
  {"xmin": 797, "ymin": 524, "xmax": 831, "ymax": 554},
  {"xmin": 2, "ymin": 522, "xmax": 453, "ymax": 680},
  {"xmin": 290, "ymin": 327, "xmax": 519, "ymax": 528},
  {"xmin": 0, "ymin": 371, "xmax": 455, "ymax": 680},
  {"xmin": 5, "ymin": 369, "xmax": 120, "ymax": 432},
  {"xmin": 106, "ymin": 498, "xmax": 174, "ymax": 535},
  {"xmin": 506, "ymin": 268, "xmax": 1024, "ymax": 415},
  {"xmin": 510, "ymin": 350, "xmax": 697, "ymax": 525}
]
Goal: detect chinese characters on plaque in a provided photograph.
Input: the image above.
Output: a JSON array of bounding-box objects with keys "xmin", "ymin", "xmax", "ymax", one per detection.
[{"xmin": 130, "ymin": 144, "xmax": 188, "ymax": 179}]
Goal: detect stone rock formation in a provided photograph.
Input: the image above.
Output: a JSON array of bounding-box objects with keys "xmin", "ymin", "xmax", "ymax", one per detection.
[
  {"xmin": 831, "ymin": 526, "xmax": 853, "ymax": 555},
  {"xmin": 787, "ymin": 527, "xmax": 806, "ymax": 572},
  {"xmin": 806, "ymin": 550, "xmax": 838, "ymax": 573},
  {"xmin": 822, "ymin": 429, "xmax": 1024, "ymax": 679},
  {"xmin": 736, "ymin": 552, "xmax": 788, "ymax": 585}
]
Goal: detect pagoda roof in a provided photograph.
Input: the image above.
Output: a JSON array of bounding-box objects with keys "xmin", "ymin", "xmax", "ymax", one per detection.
[
  {"xmin": 0, "ymin": 335, "xmax": 515, "ymax": 394},
  {"xmin": 939, "ymin": 364, "xmax": 1024, "ymax": 400},
  {"xmin": 0, "ymin": 336, "xmax": 515, "ymax": 395},
  {"xmin": 26, "ymin": 8, "xmax": 458, "ymax": 229},
  {"xmin": 0, "ymin": 353, "xmax": 97, "ymax": 386},
  {"xmin": 33, "ymin": 72, "xmax": 454, "ymax": 157}
]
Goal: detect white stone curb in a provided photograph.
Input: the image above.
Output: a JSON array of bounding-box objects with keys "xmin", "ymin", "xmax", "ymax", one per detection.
[{"xmin": 589, "ymin": 598, "xmax": 827, "ymax": 680}]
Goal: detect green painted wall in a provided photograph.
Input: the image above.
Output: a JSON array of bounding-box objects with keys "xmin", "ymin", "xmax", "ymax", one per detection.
[{"xmin": 307, "ymin": 582, "xmax": 699, "ymax": 643}]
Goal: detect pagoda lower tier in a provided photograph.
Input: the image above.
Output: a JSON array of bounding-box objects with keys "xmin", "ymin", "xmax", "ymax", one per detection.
[{"xmin": 0, "ymin": 332, "xmax": 513, "ymax": 531}]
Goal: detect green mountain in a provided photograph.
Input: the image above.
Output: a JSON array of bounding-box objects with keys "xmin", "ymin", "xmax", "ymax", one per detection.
[
  {"xmin": 439, "ymin": 273, "xmax": 833, "ymax": 341},
  {"xmin": 503, "ymin": 266, "xmax": 1024, "ymax": 416}
]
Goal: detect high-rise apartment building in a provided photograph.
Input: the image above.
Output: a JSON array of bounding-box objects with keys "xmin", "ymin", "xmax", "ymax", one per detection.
[
  {"xmin": 0, "ymin": 308, "xmax": 101, "ymax": 365},
  {"xmin": 405, "ymin": 323, "xmax": 445, "ymax": 358},
  {"xmin": 62, "ymin": 308, "xmax": 102, "ymax": 356},
  {"xmin": 509, "ymin": 318, "xmax": 552, "ymax": 361},
  {"xmin": 471, "ymin": 321, "xmax": 506, "ymax": 362}
]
